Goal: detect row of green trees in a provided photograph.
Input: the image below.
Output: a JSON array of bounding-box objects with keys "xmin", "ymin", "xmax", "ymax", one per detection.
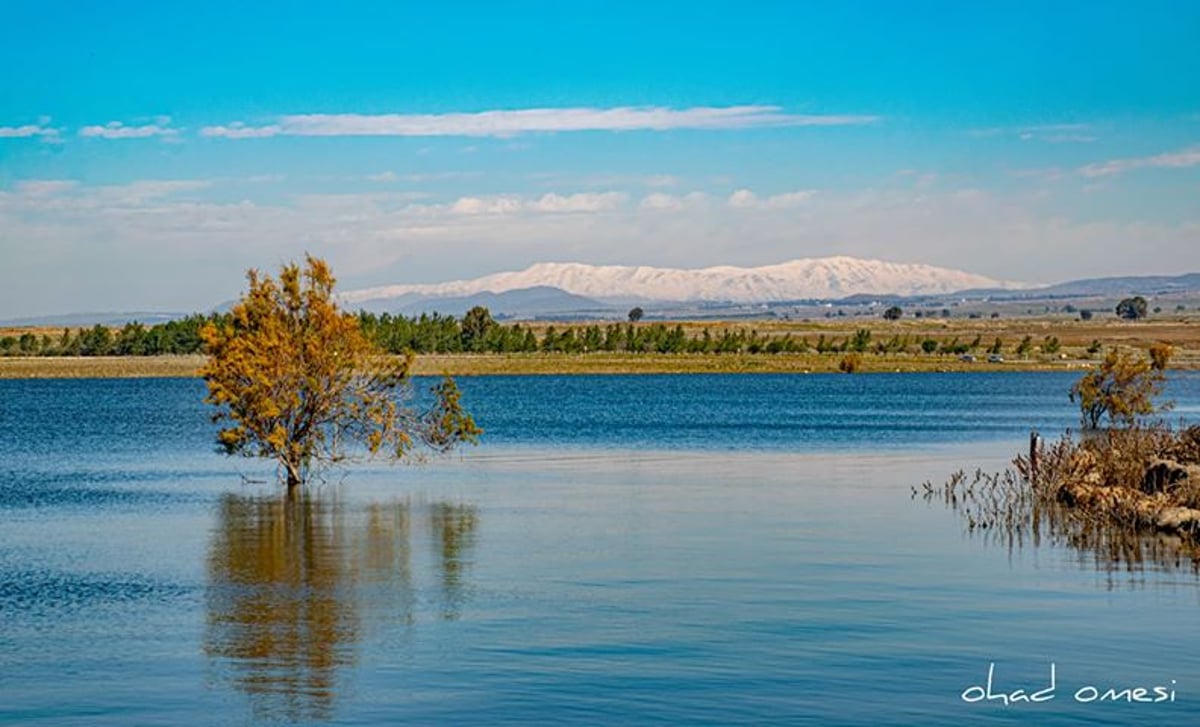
[
  {"xmin": 0, "ymin": 314, "xmax": 223, "ymax": 356},
  {"xmin": 0, "ymin": 305, "xmax": 1077, "ymax": 359}
]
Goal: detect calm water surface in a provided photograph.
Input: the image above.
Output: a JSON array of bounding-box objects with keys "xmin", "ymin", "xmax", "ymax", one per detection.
[{"xmin": 1, "ymin": 373, "xmax": 1199, "ymax": 725}]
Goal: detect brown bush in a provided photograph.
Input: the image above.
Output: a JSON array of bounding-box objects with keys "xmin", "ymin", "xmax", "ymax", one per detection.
[
  {"xmin": 1163, "ymin": 425, "xmax": 1200, "ymax": 466},
  {"xmin": 1081, "ymin": 426, "xmax": 1174, "ymax": 490}
]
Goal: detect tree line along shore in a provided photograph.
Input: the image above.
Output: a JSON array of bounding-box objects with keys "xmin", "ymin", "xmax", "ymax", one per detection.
[{"xmin": 0, "ymin": 308, "xmax": 1195, "ymax": 378}]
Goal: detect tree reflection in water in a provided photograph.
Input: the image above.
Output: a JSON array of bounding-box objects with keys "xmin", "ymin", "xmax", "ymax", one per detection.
[
  {"xmin": 430, "ymin": 501, "xmax": 478, "ymax": 620},
  {"xmin": 204, "ymin": 493, "xmax": 478, "ymax": 722}
]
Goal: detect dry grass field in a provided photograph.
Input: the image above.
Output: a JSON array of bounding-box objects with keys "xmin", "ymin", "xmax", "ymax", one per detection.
[{"xmin": 1, "ymin": 317, "xmax": 1196, "ymax": 378}]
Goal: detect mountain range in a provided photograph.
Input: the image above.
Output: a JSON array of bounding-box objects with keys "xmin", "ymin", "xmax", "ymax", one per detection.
[
  {"xmin": 341, "ymin": 256, "xmax": 1020, "ymax": 308},
  {"xmin": 6, "ymin": 258, "xmax": 1199, "ymax": 327},
  {"xmin": 353, "ymin": 286, "xmax": 612, "ymax": 318}
]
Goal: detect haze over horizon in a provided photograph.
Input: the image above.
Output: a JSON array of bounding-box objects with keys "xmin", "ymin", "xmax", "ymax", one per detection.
[{"xmin": 2, "ymin": 1, "xmax": 1199, "ymax": 318}]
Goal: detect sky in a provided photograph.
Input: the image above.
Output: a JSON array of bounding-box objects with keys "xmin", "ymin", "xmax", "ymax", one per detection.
[{"xmin": 2, "ymin": 0, "xmax": 1199, "ymax": 317}]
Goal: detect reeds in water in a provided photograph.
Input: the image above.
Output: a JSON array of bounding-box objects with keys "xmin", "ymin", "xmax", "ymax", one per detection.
[{"xmin": 918, "ymin": 425, "xmax": 1200, "ymax": 575}]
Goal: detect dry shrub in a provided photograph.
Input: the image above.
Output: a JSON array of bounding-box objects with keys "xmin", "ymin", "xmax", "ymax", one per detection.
[
  {"xmin": 933, "ymin": 423, "xmax": 1200, "ymax": 572},
  {"xmin": 1163, "ymin": 425, "xmax": 1200, "ymax": 466},
  {"xmin": 1176, "ymin": 480, "xmax": 1200, "ymax": 510},
  {"xmin": 1014, "ymin": 433, "xmax": 1081, "ymax": 497},
  {"xmin": 928, "ymin": 347, "xmax": 1199, "ymax": 571},
  {"xmin": 838, "ymin": 354, "xmax": 862, "ymax": 373},
  {"xmin": 1081, "ymin": 426, "xmax": 1174, "ymax": 490},
  {"xmin": 1149, "ymin": 342, "xmax": 1174, "ymax": 372}
]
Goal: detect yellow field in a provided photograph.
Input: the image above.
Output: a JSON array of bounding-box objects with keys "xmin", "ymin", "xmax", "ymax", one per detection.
[
  {"xmin": 1, "ymin": 318, "xmax": 1196, "ymax": 378},
  {"xmin": 0, "ymin": 350, "xmax": 1175, "ymax": 379}
]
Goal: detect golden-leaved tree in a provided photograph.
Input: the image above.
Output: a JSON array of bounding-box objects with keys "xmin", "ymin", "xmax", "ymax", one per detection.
[
  {"xmin": 201, "ymin": 256, "xmax": 480, "ymax": 489},
  {"xmin": 1069, "ymin": 344, "xmax": 1173, "ymax": 430}
]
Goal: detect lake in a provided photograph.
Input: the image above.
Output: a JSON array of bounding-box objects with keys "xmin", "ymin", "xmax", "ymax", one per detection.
[{"xmin": 2, "ymin": 372, "xmax": 1199, "ymax": 725}]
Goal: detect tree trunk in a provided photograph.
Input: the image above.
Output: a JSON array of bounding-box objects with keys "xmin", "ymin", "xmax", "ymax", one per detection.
[{"xmin": 283, "ymin": 460, "xmax": 302, "ymax": 493}]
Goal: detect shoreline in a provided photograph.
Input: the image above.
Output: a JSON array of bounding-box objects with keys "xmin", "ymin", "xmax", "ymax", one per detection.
[{"xmin": 1, "ymin": 352, "xmax": 1195, "ymax": 379}]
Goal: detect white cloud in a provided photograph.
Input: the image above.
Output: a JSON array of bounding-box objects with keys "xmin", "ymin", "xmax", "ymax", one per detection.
[
  {"xmin": 366, "ymin": 170, "xmax": 483, "ymax": 183},
  {"xmin": 447, "ymin": 191, "xmax": 625, "ymax": 215},
  {"xmin": 14, "ymin": 180, "xmax": 78, "ymax": 196},
  {"xmin": 92, "ymin": 180, "xmax": 210, "ymax": 204},
  {"xmin": 200, "ymin": 122, "xmax": 283, "ymax": 139},
  {"xmin": 0, "ymin": 123, "xmax": 59, "ymax": 139},
  {"xmin": 200, "ymin": 105, "xmax": 880, "ymax": 139},
  {"xmin": 643, "ymin": 174, "xmax": 679, "ymax": 188},
  {"xmin": 729, "ymin": 188, "xmax": 815, "ymax": 209},
  {"xmin": 1040, "ymin": 134, "xmax": 1097, "ymax": 143},
  {"xmin": 243, "ymin": 174, "xmax": 288, "ymax": 183},
  {"xmin": 529, "ymin": 192, "xmax": 626, "ymax": 213},
  {"xmin": 1080, "ymin": 146, "xmax": 1200, "ymax": 177},
  {"xmin": 641, "ymin": 193, "xmax": 685, "ymax": 211},
  {"xmin": 537, "ymin": 173, "xmax": 682, "ymax": 190},
  {"xmin": 729, "ymin": 189, "xmax": 758, "ymax": 208},
  {"xmin": 449, "ymin": 195, "xmax": 524, "ymax": 215},
  {"xmin": 3, "ymin": 179, "xmax": 211, "ymax": 213},
  {"xmin": 765, "ymin": 191, "xmax": 816, "ymax": 208},
  {"xmin": 969, "ymin": 123, "xmax": 1095, "ymax": 143},
  {"xmin": 79, "ymin": 119, "xmax": 179, "ymax": 139},
  {"xmin": 4, "ymin": 178, "xmax": 1198, "ymax": 318}
]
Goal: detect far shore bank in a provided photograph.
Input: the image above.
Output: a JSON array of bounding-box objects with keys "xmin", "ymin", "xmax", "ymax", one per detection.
[{"xmin": 1, "ymin": 352, "xmax": 1195, "ymax": 379}]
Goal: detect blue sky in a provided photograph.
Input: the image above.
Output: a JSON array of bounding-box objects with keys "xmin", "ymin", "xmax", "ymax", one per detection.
[{"xmin": 2, "ymin": 1, "xmax": 1199, "ymax": 316}]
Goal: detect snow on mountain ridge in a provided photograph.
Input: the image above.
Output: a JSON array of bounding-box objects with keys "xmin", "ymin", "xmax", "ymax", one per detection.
[{"xmin": 342, "ymin": 257, "xmax": 1021, "ymax": 304}]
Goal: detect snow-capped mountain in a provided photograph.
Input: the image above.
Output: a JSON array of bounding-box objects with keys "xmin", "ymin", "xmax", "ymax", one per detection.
[{"xmin": 342, "ymin": 256, "xmax": 1022, "ymax": 306}]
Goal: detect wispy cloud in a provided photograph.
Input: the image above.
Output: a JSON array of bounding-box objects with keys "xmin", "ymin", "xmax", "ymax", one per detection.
[
  {"xmin": 366, "ymin": 170, "xmax": 483, "ymax": 183},
  {"xmin": 5, "ymin": 179, "xmax": 210, "ymax": 209},
  {"xmin": 728, "ymin": 188, "xmax": 815, "ymax": 209},
  {"xmin": 640, "ymin": 193, "xmax": 686, "ymax": 211},
  {"xmin": 585, "ymin": 173, "xmax": 680, "ymax": 189},
  {"xmin": 0, "ymin": 122, "xmax": 60, "ymax": 140},
  {"xmin": 91, "ymin": 180, "xmax": 210, "ymax": 203},
  {"xmin": 448, "ymin": 195, "xmax": 524, "ymax": 215},
  {"xmin": 5, "ymin": 178, "xmax": 1198, "ymax": 318},
  {"xmin": 969, "ymin": 123, "xmax": 1096, "ymax": 143},
  {"xmin": 201, "ymin": 106, "xmax": 880, "ymax": 139},
  {"xmin": 449, "ymin": 191, "xmax": 627, "ymax": 215},
  {"xmin": 79, "ymin": 119, "xmax": 179, "ymax": 139},
  {"xmin": 529, "ymin": 192, "xmax": 626, "ymax": 213},
  {"xmin": 198, "ymin": 122, "xmax": 281, "ymax": 139},
  {"xmin": 1037, "ymin": 133, "xmax": 1097, "ymax": 143},
  {"xmin": 1080, "ymin": 145, "xmax": 1200, "ymax": 177},
  {"xmin": 14, "ymin": 179, "xmax": 78, "ymax": 196}
]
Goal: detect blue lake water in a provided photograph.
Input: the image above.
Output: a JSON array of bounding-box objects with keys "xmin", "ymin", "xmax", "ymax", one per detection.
[{"xmin": 1, "ymin": 372, "xmax": 1199, "ymax": 725}]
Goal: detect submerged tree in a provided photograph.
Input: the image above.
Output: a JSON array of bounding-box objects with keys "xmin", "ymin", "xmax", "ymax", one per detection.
[
  {"xmin": 1069, "ymin": 347, "xmax": 1172, "ymax": 430},
  {"xmin": 201, "ymin": 256, "xmax": 480, "ymax": 490}
]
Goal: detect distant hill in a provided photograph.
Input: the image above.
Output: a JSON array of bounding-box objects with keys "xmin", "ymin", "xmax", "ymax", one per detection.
[
  {"xmin": 1031, "ymin": 273, "xmax": 1200, "ymax": 298},
  {"xmin": 948, "ymin": 273, "xmax": 1200, "ymax": 301},
  {"xmin": 352, "ymin": 286, "xmax": 614, "ymax": 318},
  {"xmin": 0, "ymin": 311, "xmax": 188, "ymax": 328}
]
